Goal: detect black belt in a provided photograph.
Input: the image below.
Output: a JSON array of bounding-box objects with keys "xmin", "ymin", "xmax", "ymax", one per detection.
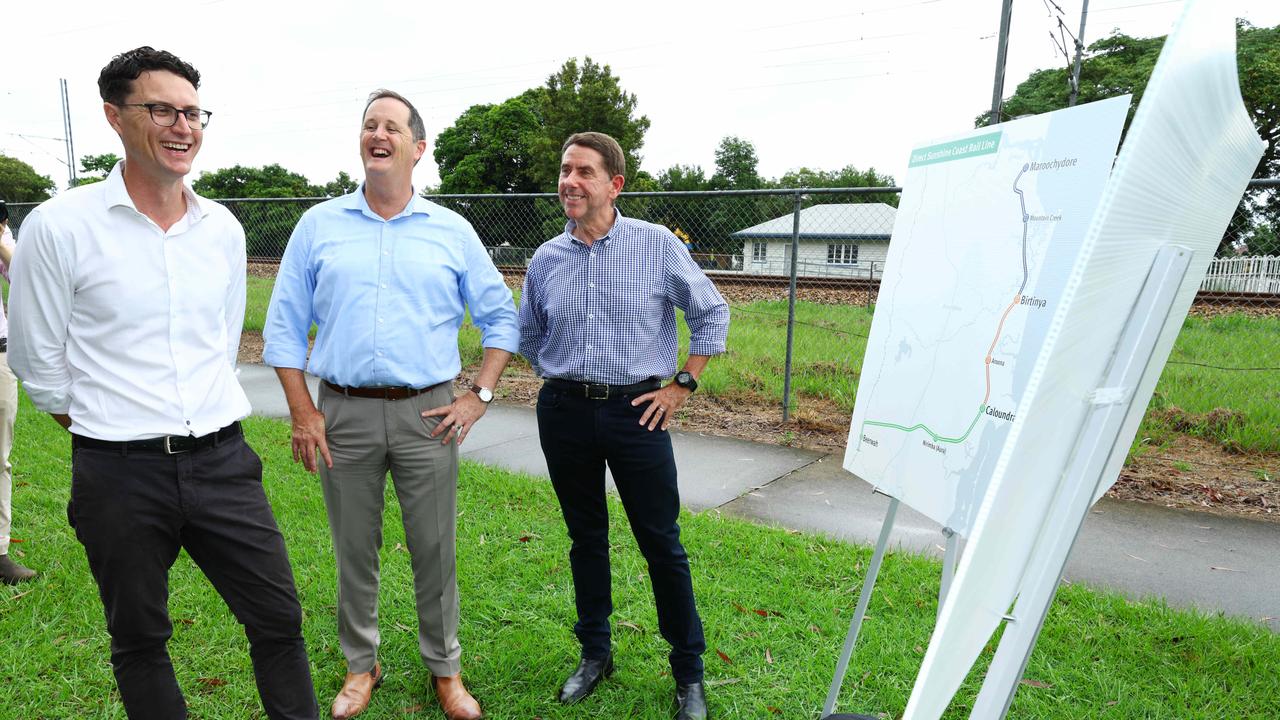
[
  {"xmin": 72, "ymin": 422, "xmax": 242, "ymax": 455},
  {"xmin": 0, "ymin": 337, "xmax": 7, "ymax": 353},
  {"xmin": 545, "ymin": 377, "xmax": 661, "ymax": 400},
  {"xmin": 322, "ymin": 380, "xmax": 443, "ymax": 401}
]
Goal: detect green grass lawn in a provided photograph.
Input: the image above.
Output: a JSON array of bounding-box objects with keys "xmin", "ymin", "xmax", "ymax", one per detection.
[{"xmin": 1, "ymin": 403, "xmax": 1277, "ymax": 718}]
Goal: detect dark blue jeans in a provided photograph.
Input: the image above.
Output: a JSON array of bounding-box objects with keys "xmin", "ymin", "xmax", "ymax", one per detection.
[
  {"xmin": 536, "ymin": 383, "xmax": 706, "ymax": 684},
  {"xmin": 68, "ymin": 431, "xmax": 318, "ymax": 719}
]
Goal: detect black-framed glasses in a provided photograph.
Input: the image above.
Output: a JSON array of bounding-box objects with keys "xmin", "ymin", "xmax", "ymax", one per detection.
[{"xmin": 120, "ymin": 103, "xmax": 212, "ymax": 129}]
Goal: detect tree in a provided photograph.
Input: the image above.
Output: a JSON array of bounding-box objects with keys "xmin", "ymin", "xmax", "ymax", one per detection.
[
  {"xmin": 323, "ymin": 171, "xmax": 358, "ymax": 197},
  {"xmin": 657, "ymin": 164, "xmax": 709, "ymax": 192},
  {"xmin": 775, "ymin": 164, "xmax": 899, "ymax": 206},
  {"xmin": 710, "ymin": 136, "xmax": 761, "ymax": 190},
  {"xmin": 194, "ymin": 164, "xmax": 323, "ymax": 258},
  {"xmin": 979, "ymin": 22, "xmax": 1280, "ymax": 254},
  {"xmin": 0, "ymin": 154, "xmax": 56, "ymax": 203},
  {"xmin": 434, "ymin": 92, "xmax": 543, "ymax": 194},
  {"xmin": 528, "ymin": 57, "xmax": 651, "ymax": 189},
  {"xmin": 194, "ymin": 164, "xmax": 322, "ymax": 199},
  {"xmin": 69, "ymin": 153, "xmax": 123, "ymax": 187}
]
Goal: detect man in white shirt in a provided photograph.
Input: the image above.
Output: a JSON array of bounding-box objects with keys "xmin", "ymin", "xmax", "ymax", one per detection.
[
  {"xmin": 8, "ymin": 47, "xmax": 318, "ymax": 719},
  {"xmin": 0, "ymin": 200, "xmax": 35, "ymax": 585}
]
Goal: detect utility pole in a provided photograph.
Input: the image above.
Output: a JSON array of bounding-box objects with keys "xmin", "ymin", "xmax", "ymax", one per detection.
[
  {"xmin": 1067, "ymin": 0, "xmax": 1091, "ymax": 107},
  {"xmin": 989, "ymin": 0, "xmax": 1015, "ymax": 125},
  {"xmin": 60, "ymin": 78, "xmax": 77, "ymax": 186}
]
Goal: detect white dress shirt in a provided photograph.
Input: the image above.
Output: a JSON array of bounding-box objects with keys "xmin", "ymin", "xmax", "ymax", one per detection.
[{"xmin": 8, "ymin": 163, "xmax": 251, "ymax": 441}]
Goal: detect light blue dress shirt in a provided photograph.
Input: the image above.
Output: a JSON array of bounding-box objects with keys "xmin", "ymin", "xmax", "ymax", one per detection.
[{"xmin": 264, "ymin": 187, "xmax": 519, "ymax": 388}]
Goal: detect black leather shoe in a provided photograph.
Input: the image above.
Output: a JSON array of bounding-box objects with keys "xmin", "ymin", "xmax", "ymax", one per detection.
[
  {"xmin": 675, "ymin": 681, "xmax": 708, "ymax": 720},
  {"xmin": 558, "ymin": 653, "xmax": 614, "ymax": 704},
  {"xmin": 0, "ymin": 554, "xmax": 35, "ymax": 585}
]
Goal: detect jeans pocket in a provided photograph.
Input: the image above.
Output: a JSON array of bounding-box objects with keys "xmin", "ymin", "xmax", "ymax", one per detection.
[{"xmin": 537, "ymin": 384, "xmax": 563, "ymax": 410}]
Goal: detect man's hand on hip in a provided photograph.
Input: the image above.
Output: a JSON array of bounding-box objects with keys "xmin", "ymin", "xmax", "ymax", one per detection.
[
  {"xmin": 290, "ymin": 406, "xmax": 332, "ymax": 473},
  {"xmin": 422, "ymin": 391, "xmax": 488, "ymax": 445},
  {"xmin": 633, "ymin": 384, "xmax": 692, "ymax": 432}
]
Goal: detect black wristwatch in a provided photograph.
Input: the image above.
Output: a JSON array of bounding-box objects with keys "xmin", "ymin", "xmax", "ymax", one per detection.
[{"xmin": 672, "ymin": 371, "xmax": 698, "ymax": 393}]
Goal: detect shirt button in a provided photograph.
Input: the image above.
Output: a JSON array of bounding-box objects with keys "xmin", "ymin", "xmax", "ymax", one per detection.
[
  {"xmin": 381, "ymin": 284, "xmax": 388, "ymax": 289},
  {"xmin": 589, "ymin": 282, "xmax": 595, "ymax": 288},
  {"xmin": 588, "ymin": 313, "xmax": 594, "ymax": 319},
  {"xmin": 586, "ymin": 345, "xmax": 592, "ymax": 350}
]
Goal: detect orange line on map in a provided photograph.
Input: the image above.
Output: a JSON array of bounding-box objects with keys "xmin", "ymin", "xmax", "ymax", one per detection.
[{"xmin": 984, "ymin": 294, "xmax": 1021, "ymax": 404}]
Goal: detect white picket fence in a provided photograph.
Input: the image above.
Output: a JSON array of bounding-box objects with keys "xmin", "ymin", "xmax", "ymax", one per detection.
[{"xmin": 1201, "ymin": 254, "xmax": 1280, "ymax": 293}]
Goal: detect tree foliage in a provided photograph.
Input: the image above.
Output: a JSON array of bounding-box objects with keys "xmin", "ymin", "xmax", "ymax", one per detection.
[
  {"xmin": 434, "ymin": 57, "xmax": 650, "ymax": 199},
  {"xmin": 434, "ymin": 92, "xmax": 544, "ymax": 194},
  {"xmin": 710, "ymin": 136, "xmax": 762, "ymax": 190},
  {"xmin": 323, "ymin": 171, "xmax": 359, "ymax": 197},
  {"xmin": 0, "ymin": 154, "xmax": 56, "ymax": 203},
  {"xmin": 980, "ymin": 23, "xmax": 1280, "ymax": 254},
  {"xmin": 194, "ymin": 164, "xmax": 322, "ymax": 199},
  {"xmin": 69, "ymin": 153, "xmax": 123, "ymax": 187}
]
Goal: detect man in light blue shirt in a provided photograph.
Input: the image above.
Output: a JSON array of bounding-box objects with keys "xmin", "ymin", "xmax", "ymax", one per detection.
[{"xmin": 264, "ymin": 89, "xmax": 516, "ymax": 720}]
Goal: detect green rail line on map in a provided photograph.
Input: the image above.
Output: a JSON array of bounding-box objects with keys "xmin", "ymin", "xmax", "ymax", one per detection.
[{"xmin": 863, "ymin": 404, "xmax": 987, "ymax": 445}]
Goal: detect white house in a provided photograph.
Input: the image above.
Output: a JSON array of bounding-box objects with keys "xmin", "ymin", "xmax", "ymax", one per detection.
[{"xmin": 731, "ymin": 202, "xmax": 896, "ymax": 277}]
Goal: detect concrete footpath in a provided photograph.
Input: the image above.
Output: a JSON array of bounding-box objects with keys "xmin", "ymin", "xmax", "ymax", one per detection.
[{"xmin": 238, "ymin": 364, "xmax": 1280, "ymax": 632}]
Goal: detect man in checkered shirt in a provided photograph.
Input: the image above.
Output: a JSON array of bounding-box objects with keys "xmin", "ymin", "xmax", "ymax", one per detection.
[{"xmin": 518, "ymin": 131, "xmax": 729, "ymax": 720}]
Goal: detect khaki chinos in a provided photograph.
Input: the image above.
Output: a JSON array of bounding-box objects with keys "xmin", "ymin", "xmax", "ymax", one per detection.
[
  {"xmin": 317, "ymin": 382, "xmax": 462, "ymax": 677},
  {"xmin": 0, "ymin": 352, "xmax": 16, "ymax": 555}
]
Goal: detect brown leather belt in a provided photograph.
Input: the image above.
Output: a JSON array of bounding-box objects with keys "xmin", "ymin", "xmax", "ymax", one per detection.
[{"xmin": 323, "ymin": 380, "xmax": 443, "ymax": 401}]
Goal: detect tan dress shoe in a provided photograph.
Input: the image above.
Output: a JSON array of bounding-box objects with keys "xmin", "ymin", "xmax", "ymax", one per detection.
[
  {"xmin": 331, "ymin": 663, "xmax": 382, "ymax": 720},
  {"xmin": 433, "ymin": 674, "xmax": 483, "ymax": 720}
]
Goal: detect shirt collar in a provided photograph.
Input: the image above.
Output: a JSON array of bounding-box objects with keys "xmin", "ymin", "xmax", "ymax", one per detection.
[
  {"xmin": 102, "ymin": 160, "xmax": 209, "ymax": 225},
  {"xmin": 342, "ymin": 183, "xmax": 433, "ymax": 222},
  {"xmin": 564, "ymin": 207, "xmax": 623, "ymax": 247}
]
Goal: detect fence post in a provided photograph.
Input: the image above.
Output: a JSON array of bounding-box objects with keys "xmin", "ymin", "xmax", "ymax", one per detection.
[
  {"xmin": 782, "ymin": 191, "xmax": 803, "ymax": 422},
  {"xmin": 867, "ymin": 261, "xmax": 875, "ymax": 310}
]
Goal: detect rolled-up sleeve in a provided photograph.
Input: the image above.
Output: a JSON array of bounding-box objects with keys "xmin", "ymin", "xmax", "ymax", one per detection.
[
  {"xmin": 459, "ymin": 226, "xmax": 519, "ymax": 353},
  {"xmin": 664, "ymin": 236, "xmax": 729, "ymax": 356},
  {"xmin": 8, "ymin": 209, "xmax": 75, "ymax": 413},
  {"xmin": 262, "ymin": 215, "xmax": 317, "ymax": 370}
]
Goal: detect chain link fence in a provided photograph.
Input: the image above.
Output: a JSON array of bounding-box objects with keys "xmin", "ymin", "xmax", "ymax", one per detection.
[{"xmin": 6, "ymin": 181, "xmax": 1279, "ymax": 462}]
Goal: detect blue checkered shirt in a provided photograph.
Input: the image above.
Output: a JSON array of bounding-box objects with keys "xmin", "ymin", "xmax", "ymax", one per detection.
[{"xmin": 518, "ymin": 211, "xmax": 729, "ymax": 385}]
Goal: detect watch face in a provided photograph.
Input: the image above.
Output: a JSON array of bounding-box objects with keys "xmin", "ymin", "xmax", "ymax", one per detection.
[{"xmin": 473, "ymin": 386, "xmax": 494, "ymax": 403}]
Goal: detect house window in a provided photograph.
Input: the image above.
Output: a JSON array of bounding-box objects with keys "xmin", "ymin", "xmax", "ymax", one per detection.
[
  {"xmin": 752, "ymin": 241, "xmax": 767, "ymax": 263},
  {"xmin": 827, "ymin": 243, "xmax": 857, "ymax": 265}
]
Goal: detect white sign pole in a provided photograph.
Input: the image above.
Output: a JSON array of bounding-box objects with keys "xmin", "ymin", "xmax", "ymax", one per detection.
[
  {"xmin": 822, "ymin": 497, "xmax": 899, "ymax": 718},
  {"xmin": 969, "ymin": 245, "xmax": 1193, "ymax": 719},
  {"xmin": 822, "ymin": 498, "xmax": 966, "ymax": 719}
]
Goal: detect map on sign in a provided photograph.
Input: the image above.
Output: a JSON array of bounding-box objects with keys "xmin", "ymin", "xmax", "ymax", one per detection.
[{"xmin": 844, "ymin": 96, "xmax": 1130, "ymax": 536}]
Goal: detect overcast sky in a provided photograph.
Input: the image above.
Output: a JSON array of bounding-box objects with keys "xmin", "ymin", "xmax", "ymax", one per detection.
[{"xmin": 4, "ymin": 0, "xmax": 1277, "ymax": 196}]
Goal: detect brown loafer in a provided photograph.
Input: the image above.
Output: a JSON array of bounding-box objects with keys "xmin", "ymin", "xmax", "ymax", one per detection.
[
  {"xmin": 433, "ymin": 674, "xmax": 483, "ymax": 720},
  {"xmin": 331, "ymin": 663, "xmax": 383, "ymax": 720}
]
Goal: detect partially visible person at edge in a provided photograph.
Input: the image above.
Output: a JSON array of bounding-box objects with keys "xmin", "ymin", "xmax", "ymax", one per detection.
[
  {"xmin": 263, "ymin": 88, "xmax": 517, "ymax": 720},
  {"xmin": 7, "ymin": 47, "xmax": 319, "ymax": 718},
  {"xmin": 518, "ymin": 131, "xmax": 729, "ymax": 720},
  {"xmin": 0, "ymin": 199, "xmax": 35, "ymax": 585}
]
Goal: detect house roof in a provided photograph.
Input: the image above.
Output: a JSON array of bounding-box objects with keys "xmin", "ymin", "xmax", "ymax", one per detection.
[{"xmin": 730, "ymin": 202, "xmax": 896, "ymax": 241}]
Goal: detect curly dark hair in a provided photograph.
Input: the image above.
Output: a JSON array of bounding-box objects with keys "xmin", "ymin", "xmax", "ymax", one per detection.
[{"xmin": 97, "ymin": 46, "xmax": 201, "ymax": 105}]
